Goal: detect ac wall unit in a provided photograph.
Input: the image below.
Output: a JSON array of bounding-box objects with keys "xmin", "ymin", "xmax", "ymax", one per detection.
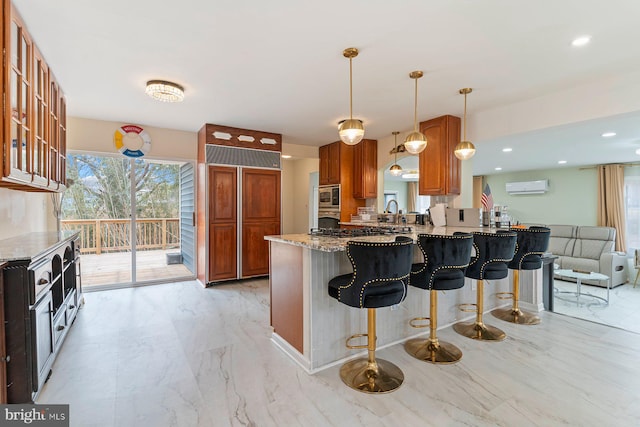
[{"xmin": 505, "ymin": 179, "xmax": 549, "ymax": 195}]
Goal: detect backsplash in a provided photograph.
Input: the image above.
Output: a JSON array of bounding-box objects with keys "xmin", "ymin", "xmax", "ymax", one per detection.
[{"xmin": 0, "ymin": 188, "xmax": 55, "ymax": 240}]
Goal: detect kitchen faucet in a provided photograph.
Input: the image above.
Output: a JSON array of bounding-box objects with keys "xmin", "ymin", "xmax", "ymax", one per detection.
[{"xmin": 385, "ymin": 199, "xmax": 399, "ymax": 224}]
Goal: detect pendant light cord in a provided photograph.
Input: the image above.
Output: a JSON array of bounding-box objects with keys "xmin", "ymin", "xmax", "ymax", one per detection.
[
  {"xmin": 463, "ymin": 92, "xmax": 467, "ymax": 141},
  {"xmin": 349, "ymin": 57, "xmax": 353, "ymax": 120},
  {"xmin": 413, "ymin": 78, "xmax": 418, "ymax": 131}
]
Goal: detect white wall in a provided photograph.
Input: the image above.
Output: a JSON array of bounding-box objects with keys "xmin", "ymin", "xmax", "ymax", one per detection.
[
  {"xmin": 68, "ymin": 117, "xmax": 197, "ymax": 160},
  {"xmin": 0, "ymin": 188, "xmax": 55, "ymax": 239},
  {"xmin": 484, "ymin": 166, "xmax": 598, "ymax": 225},
  {"xmin": 282, "ymin": 157, "xmax": 319, "ymax": 234}
]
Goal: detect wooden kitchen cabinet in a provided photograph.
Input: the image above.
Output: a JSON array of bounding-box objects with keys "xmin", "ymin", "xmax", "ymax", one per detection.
[
  {"xmin": 319, "ymin": 141, "xmax": 340, "ymax": 185},
  {"xmin": 241, "ymin": 168, "xmax": 281, "ymax": 277},
  {"xmin": 353, "ymin": 139, "xmax": 377, "ymax": 199},
  {"xmin": 197, "ymin": 124, "xmax": 282, "ymax": 285},
  {"xmin": 0, "ymin": 262, "xmax": 6, "ymax": 404},
  {"xmin": 418, "ymin": 115, "xmax": 462, "ymax": 196},
  {"xmin": 1, "ymin": 1, "xmax": 67, "ymax": 192},
  {"xmin": 208, "ymin": 166, "xmax": 237, "ymax": 281}
]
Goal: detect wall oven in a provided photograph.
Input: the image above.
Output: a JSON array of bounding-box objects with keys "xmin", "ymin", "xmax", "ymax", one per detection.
[
  {"xmin": 318, "ymin": 184, "xmax": 340, "ymax": 211},
  {"xmin": 318, "ymin": 210, "xmax": 340, "ymax": 229}
]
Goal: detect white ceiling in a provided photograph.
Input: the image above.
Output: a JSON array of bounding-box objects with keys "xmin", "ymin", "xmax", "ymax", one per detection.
[{"xmin": 14, "ymin": 0, "xmax": 640, "ymax": 175}]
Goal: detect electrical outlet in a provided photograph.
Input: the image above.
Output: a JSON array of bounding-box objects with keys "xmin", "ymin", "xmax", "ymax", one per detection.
[{"xmin": 472, "ymin": 281, "xmax": 477, "ymax": 291}]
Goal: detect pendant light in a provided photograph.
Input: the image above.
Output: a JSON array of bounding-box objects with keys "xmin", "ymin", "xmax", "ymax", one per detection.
[
  {"xmin": 338, "ymin": 48, "xmax": 364, "ymax": 145},
  {"xmin": 454, "ymin": 88, "xmax": 477, "ymax": 160},
  {"xmin": 404, "ymin": 71, "xmax": 428, "ymax": 154},
  {"xmin": 389, "ymin": 131, "xmax": 403, "ymax": 176}
]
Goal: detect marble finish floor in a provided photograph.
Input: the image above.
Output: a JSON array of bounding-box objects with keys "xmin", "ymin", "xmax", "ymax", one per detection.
[
  {"xmin": 553, "ymin": 279, "xmax": 640, "ymax": 334},
  {"xmin": 37, "ymin": 278, "xmax": 640, "ymax": 426}
]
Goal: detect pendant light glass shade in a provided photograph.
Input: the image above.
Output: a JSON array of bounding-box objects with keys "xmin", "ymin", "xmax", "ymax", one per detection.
[
  {"xmin": 389, "ymin": 131, "xmax": 403, "ymax": 176},
  {"xmin": 338, "ymin": 119, "xmax": 364, "ymax": 145},
  {"xmin": 338, "ymin": 48, "xmax": 364, "ymax": 145},
  {"xmin": 404, "ymin": 71, "xmax": 427, "ymax": 154},
  {"xmin": 454, "ymin": 88, "xmax": 476, "ymax": 160}
]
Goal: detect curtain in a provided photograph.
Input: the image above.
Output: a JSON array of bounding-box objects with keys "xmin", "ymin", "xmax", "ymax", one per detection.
[
  {"xmin": 597, "ymin": 164, "xmax": 627, "ymax": 252},
  {"xmin": 407, "ymin": 182, "xmax": 418, "ymax": 212}
]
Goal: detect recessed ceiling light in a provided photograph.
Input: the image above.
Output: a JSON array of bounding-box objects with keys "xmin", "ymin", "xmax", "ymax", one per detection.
[
  {"xmin": 495, "ymin": 167, "xmax": 502, "ymax": 171},
  {"xmin": 502, "ymin": 148, "xmax": 513, "ymax": 152},
  {"xmin": 601, "ymin": 132, "xmax": 616, "ymax": 138},
  {"xmin": 558, "ymin": 160, "xmax": 567, "ymax": 164},
  {"xmin": 571, "ymin": 35, "xmax": 591, "ymax": 47},
  {"xmin": 281, "ymin": 155, "xmax": 292, "ymax": 159},
  {"xmin": 635, "ymin": 148, "xmax": 640, "ymax": 156}
]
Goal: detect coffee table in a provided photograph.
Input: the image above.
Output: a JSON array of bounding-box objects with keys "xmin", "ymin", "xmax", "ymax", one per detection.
[{"xmin": 554, "ymin": 269, "xmax": 610, "ymax": 305}]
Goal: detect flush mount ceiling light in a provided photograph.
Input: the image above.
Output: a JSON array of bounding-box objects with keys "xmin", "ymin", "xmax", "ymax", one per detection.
[
  {"xmin": 389, "ymin": 131, "xmax": 403, "ymax": 176},
  {"xmin": 601, "ymin": 132, "xmax": 617, "ymax": 138},
  {"xmin": 571, "ymin": 35, "xmax": 591, "ymax": 47},
  {"xmin": 145, "ymin": 80, "xmax": 185, "ymax": 102},
  {"xmin": 338, "ymin": 48, "xmax": 364, "ymax": 145},
  {"xmin": 402, "ymin": 171, "xmax": 419, "ymax": 179},
  {"xmin": 454, "ymin": 88, "xmax": 476, "ymax": 160},
  {"xmin": 495, "ymin": 167, "xmax": 502, "ymax": 171},
  {"xmin": 558, "ymin": 160, "xmax": 567, "ymax": 164},
  {"xmin": 502, "ymin": 147, "xmax": 513, "ymax": 152},
  {"xmin": 404, "ymin": 71, "xmax": 428, "ymax": 154}
]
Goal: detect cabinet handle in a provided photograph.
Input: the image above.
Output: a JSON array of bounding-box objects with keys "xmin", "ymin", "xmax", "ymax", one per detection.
[{"xmin": 56, "ymin": 325, "xmax": 65, "ymax": 331}]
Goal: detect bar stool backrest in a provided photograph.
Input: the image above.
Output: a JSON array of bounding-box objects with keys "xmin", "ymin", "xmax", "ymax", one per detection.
[
  {"xmin": 340, "ymin": 237, "xmax": 414, "ymax": 308},
  {"xmin": 411, "ymin": 233, "xmax": 473, "ymax": 290},
  {"xmin": 507, "ymin": 226, "xmax": 551, "ymax": 270},
  {"xmin": 466, "ymin": 231, "xmax": 517, "ymax": 280}
]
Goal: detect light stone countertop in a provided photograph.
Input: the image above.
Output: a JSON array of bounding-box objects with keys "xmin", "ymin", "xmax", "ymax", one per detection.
[
  {"xmin": 264, "ymin": 224, "xmax": 498, "ymax": 252},
  {"xmin": 0, "ymin": 231, "xmax": 79, "ymax": 262}
]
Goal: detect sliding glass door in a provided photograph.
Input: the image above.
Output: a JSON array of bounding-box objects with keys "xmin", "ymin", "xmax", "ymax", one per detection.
[{"xmin": 61, "ymin": 152, "xmax": 194, "ymax": 289}]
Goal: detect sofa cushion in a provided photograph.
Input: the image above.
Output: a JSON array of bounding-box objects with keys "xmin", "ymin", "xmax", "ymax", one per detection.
[
  {"xmin": 560, "ymin": 256, "xmax": 599, "ymax": 273},
  {"xmin": 547, "ymin": 225, "xmax": 577, "ymax": 257},
  {"xmin": 573, "ymin": 226, "xmax": 615, "ymax": 260}
]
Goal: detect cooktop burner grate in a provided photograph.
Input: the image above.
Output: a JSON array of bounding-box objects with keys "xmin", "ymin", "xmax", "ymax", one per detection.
[{"xmin": 309, "ymin": 226, "xmax": 412, "ymax": 238}]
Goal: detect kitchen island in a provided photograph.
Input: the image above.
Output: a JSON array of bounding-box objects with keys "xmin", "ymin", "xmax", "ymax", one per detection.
[{"xmin": 265, "ymin": 225, "xmax": 545, "ymax": 373}]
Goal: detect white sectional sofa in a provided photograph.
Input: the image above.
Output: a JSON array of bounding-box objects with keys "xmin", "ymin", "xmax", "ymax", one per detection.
[{"xmin": 548, "ymin": 225, "xmax": 627, "ymax": 288}]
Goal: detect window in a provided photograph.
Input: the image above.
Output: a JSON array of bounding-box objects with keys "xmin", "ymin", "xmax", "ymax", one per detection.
[{"xmin": 624, "ymin": 167, "xmax": 640, "ymax": 255}]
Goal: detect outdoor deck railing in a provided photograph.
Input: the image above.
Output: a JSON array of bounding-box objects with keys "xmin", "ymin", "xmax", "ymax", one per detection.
[{"xmin": 61, "ymin": 218, "xmax": 180, "ymax": 254}]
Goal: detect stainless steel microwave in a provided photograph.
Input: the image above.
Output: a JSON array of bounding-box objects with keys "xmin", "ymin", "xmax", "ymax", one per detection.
[{"xmin": 318, "ymin": 184, "xmax": 340, "ymax": 210}]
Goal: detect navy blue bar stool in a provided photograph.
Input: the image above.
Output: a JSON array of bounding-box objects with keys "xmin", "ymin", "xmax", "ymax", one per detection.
[
  {"xmin": 453, "ymin": 231, "xmax": 517, "ymax": 341},
  {"xmin": 328, "ymin": 236, "xmax": 413, "ymax": 393},
  {"xmin": 405, "ymin": 233, "xmax": 473, "ymax": 364},
  {"xmin": 492, "ymin": 226, "xmax": 550, "ymax": 325}
]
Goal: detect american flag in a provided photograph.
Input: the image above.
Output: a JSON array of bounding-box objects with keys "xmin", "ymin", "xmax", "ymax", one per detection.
[{"xmin": 481, "ymin": 184, "xmax": 494, "ymax": 212}]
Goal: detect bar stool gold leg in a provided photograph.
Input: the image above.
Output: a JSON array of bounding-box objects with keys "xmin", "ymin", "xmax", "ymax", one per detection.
[
  {"xmin": 340, "ymin": 308, "xmax": 404, "ymax": 393},
  {"xmin": 492, "ymin": 270, "xmax": 541, "ymax": 325},
  {"xmin": 405, "ymin": 291, "xmax": 462, "ymax": 363},
  {"xmin": 453, "ymin": 280, "xmax": 506, "ymax": 341}
]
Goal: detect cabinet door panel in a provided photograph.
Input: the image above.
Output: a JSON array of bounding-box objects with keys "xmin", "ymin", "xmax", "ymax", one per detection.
[
  {"xmin": 208, "ymin": 166, "xmax": 237, "ymax": 223},
  {"xmin": 209, "ymin": 224, "xmax": 237, "ymax": 280},
  {"xmin": 418, "ymin": 115, "xmax": 461, "ymax": 196},
  {"xmin": 242, "ymin": 222, "xmax": 280, "ymax": 277},
  {"xmin": 353, "ymin": 139, "xmax": 377, "ymax": 199},
  {"xmin": 319, "ymin": 145, "xmax": 330, "ymax": 185},
  {"xmin": 242, "ymin": 169, "xmax": 281, "ymax": 222},
  {"xmin": 327, "ymin": 142, "xmax": 341, "ymax": 184}
]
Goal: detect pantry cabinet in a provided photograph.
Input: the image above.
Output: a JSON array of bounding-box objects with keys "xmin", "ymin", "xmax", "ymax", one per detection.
[{"xmin": 1, "ymin": 0, "xmax": 67, "ymax": 192}]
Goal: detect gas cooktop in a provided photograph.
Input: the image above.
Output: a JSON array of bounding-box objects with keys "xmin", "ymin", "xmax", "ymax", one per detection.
[{"xmin": 309, "ymin": 226, "xmax": 413, "ymax": 238}]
